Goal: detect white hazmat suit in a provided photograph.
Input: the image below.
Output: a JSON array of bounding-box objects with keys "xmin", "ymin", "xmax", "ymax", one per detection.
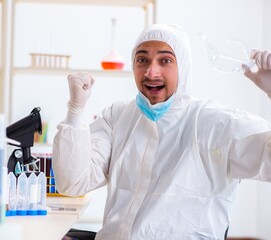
[{"xmin": 53, "ymin": 24, "xmax": 271, "ymax": 240}]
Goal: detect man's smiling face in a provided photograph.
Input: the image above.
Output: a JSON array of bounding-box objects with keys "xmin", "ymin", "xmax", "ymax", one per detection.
[{"xmin": 133, "ymin": 41, "xmax": 178, "ymax": 104}]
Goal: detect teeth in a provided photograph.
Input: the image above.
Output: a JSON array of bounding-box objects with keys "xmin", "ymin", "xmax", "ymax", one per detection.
[{"xmin": 145, "ymin": 84, "xmax": 164, "ymax": 87}]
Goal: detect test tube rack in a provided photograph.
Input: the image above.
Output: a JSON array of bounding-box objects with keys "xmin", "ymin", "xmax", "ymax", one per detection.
[
  {"xmin": 33, "ymin": 153, "xmax": 61, "ymax": 197},
  {"xmin": 30, "ymin": 53, "xmax": 70, "ymax": 69}
]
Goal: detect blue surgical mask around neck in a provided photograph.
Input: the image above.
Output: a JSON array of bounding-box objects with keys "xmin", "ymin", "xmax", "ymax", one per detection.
[{"xmin": 136, "ymin": 91, "xmax": 174, "ymax": 122}]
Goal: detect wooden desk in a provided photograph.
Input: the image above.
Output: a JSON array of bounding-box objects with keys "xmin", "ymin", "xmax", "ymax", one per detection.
[{"xmin": 0, "ymin": 195, "xmax": 90, "ymax": 240}]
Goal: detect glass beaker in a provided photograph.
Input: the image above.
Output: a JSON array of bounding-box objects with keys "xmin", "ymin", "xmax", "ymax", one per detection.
[
  {"xmin": 196, "ymin": 33, "xmax": 255, "ymax": 74},
  {"xmin": 101, "ymin": 18, "xmax": 125, "ymax": 70}
]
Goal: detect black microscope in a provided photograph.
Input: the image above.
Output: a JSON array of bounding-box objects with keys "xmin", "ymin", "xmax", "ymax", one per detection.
[{"xmin": 6, "ymin": 107, "xmax": 42, "ymax": 176}]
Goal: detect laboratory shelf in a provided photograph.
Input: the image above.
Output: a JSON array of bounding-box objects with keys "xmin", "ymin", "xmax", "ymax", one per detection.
[
  {"xmin": 12, "ymin": 67, "xmax": 133, "ymax": 78},
  {"xmin": 15, "ymin": 0, "xmax": 154, "ymax": 8}
]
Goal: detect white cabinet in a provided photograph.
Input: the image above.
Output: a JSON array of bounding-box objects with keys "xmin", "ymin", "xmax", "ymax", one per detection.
[{"xmin": 0, "ymin": 0, "xmax": 157, "ymax": 123}]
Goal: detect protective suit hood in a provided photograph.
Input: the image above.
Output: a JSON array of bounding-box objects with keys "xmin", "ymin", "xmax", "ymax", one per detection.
[{"xmin": 131, "ymin": 24, "xmax": 193, "ymax": 98}]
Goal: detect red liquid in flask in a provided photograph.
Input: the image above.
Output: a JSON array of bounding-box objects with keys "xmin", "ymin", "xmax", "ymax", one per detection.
[
  {"xmin": 101, "ymin": 61, "xmax": 124, "ymax": 70},
  {"xmin": 101, "ymin": 18, "xmax": 125, "ymax": 70},
  {"xmin": 101, "ymin": 50, "xmax": 124, "ymax": 70}
]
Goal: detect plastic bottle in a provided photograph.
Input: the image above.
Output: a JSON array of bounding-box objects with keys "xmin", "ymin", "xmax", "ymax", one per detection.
[
  {"xmin": 27, "ymin": 172, "xmax": 38, "ymax": 215},
  {"xmin": 37, "ymin": 172, "xmax": 47, "ymax": 215},
  {"xmin": 6, "ymin": 172, "xmax": 17, "ymax": 216},
  {"xmin": 16, "ymin": 172, "xmax": 28, "ymax": 215}
]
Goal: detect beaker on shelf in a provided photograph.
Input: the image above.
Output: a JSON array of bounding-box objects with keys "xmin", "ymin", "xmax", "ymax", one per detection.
[{"xmin": 101, "ymin": 18, "xmax": 125, "ymax": 70}]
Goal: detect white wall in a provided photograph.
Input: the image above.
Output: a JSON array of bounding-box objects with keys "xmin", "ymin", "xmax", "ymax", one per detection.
[{"xmin": 9, "ymin": 0, "xmax": 271, "ymax": 238}]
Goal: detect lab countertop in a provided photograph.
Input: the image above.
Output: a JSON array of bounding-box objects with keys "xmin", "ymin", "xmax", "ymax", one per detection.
[{"xmin": 0, "ymin": 195, "xmax": 91, "ymax": 240}]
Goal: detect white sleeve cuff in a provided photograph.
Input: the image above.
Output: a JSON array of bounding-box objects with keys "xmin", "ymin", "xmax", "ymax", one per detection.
[{"xmin": 64, "ymin": 102, "xmax": 86, "ymax": 127}]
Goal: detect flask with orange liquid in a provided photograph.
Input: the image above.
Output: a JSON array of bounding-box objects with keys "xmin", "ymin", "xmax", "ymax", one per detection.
[{"xmin": 101, "ymin": 18, "xmax": 125, "ymax": 70}]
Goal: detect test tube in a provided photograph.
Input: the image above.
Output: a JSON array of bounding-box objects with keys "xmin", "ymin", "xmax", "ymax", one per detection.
[
  {"xmin": 49, "ymin": 163, "xmax": 55, "ymax": 194},
  {"xmin": 46, "ymin": 154, "xmax": 51, "ymax": 193},
  {"xmin": 27, "ymin": 172, "xmax": 38, "ymax": 215},
  {"xmin": 37, "ymin": 172, "xmax": 47, "ymax": 215},
  {"xmin": 6, "ymin": 172, "xmax": 17, "ymax": 216},
  {"xmin": 17, "ymin": 172, "xmax": 28, "ymax": 216}
]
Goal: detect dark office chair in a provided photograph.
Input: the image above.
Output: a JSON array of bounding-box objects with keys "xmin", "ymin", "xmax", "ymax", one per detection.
[
  {"xmin": 62, "ymin": 226, "xmax": 228, "ymax": 240},
  {"xmin": 225, "ymin": 226, "xmax": 229, "ymax": 240},
  {"xmin": 62, "ymin": 229, "xmax": 97, "ymax": 240}
]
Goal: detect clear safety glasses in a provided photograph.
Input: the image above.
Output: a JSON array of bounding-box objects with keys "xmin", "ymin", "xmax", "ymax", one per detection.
[{"xmin": 196, "ymin": 33, "xmax": 255, "ymax": 74}]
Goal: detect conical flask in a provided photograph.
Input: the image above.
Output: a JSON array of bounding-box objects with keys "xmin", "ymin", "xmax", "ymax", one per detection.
[{"xmin": 101, "ymin": 18, "xmax": 125, "ymax": 70}]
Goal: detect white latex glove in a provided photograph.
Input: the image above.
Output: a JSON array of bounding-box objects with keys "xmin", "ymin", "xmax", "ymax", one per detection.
[
  {"xmin": 65, "ymin": 72, "xmax": 95, "ymax": 127},
  {"xmin": 242, "ymin": 50, "xmax": 271, "ymax": 97},
  {"xmin": 68, "ymin": 72, "xmax": 95, "ymax": 110}
]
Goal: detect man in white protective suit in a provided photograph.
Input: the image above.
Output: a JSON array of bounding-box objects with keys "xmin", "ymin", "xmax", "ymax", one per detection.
[{"xmin": 53, "ymin": 24, "xmax": 271, "ymax": 240}]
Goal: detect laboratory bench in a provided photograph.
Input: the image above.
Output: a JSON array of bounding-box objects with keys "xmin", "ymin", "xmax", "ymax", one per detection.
[{"xmin": 0, "ymin": 194, "xmax": 91, "ymax": 240}]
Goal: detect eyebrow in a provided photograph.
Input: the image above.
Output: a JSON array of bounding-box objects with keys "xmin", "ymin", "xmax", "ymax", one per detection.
[{"xmin": 135, "ymin": 50, "xmax": 175, "ymax": 57}]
